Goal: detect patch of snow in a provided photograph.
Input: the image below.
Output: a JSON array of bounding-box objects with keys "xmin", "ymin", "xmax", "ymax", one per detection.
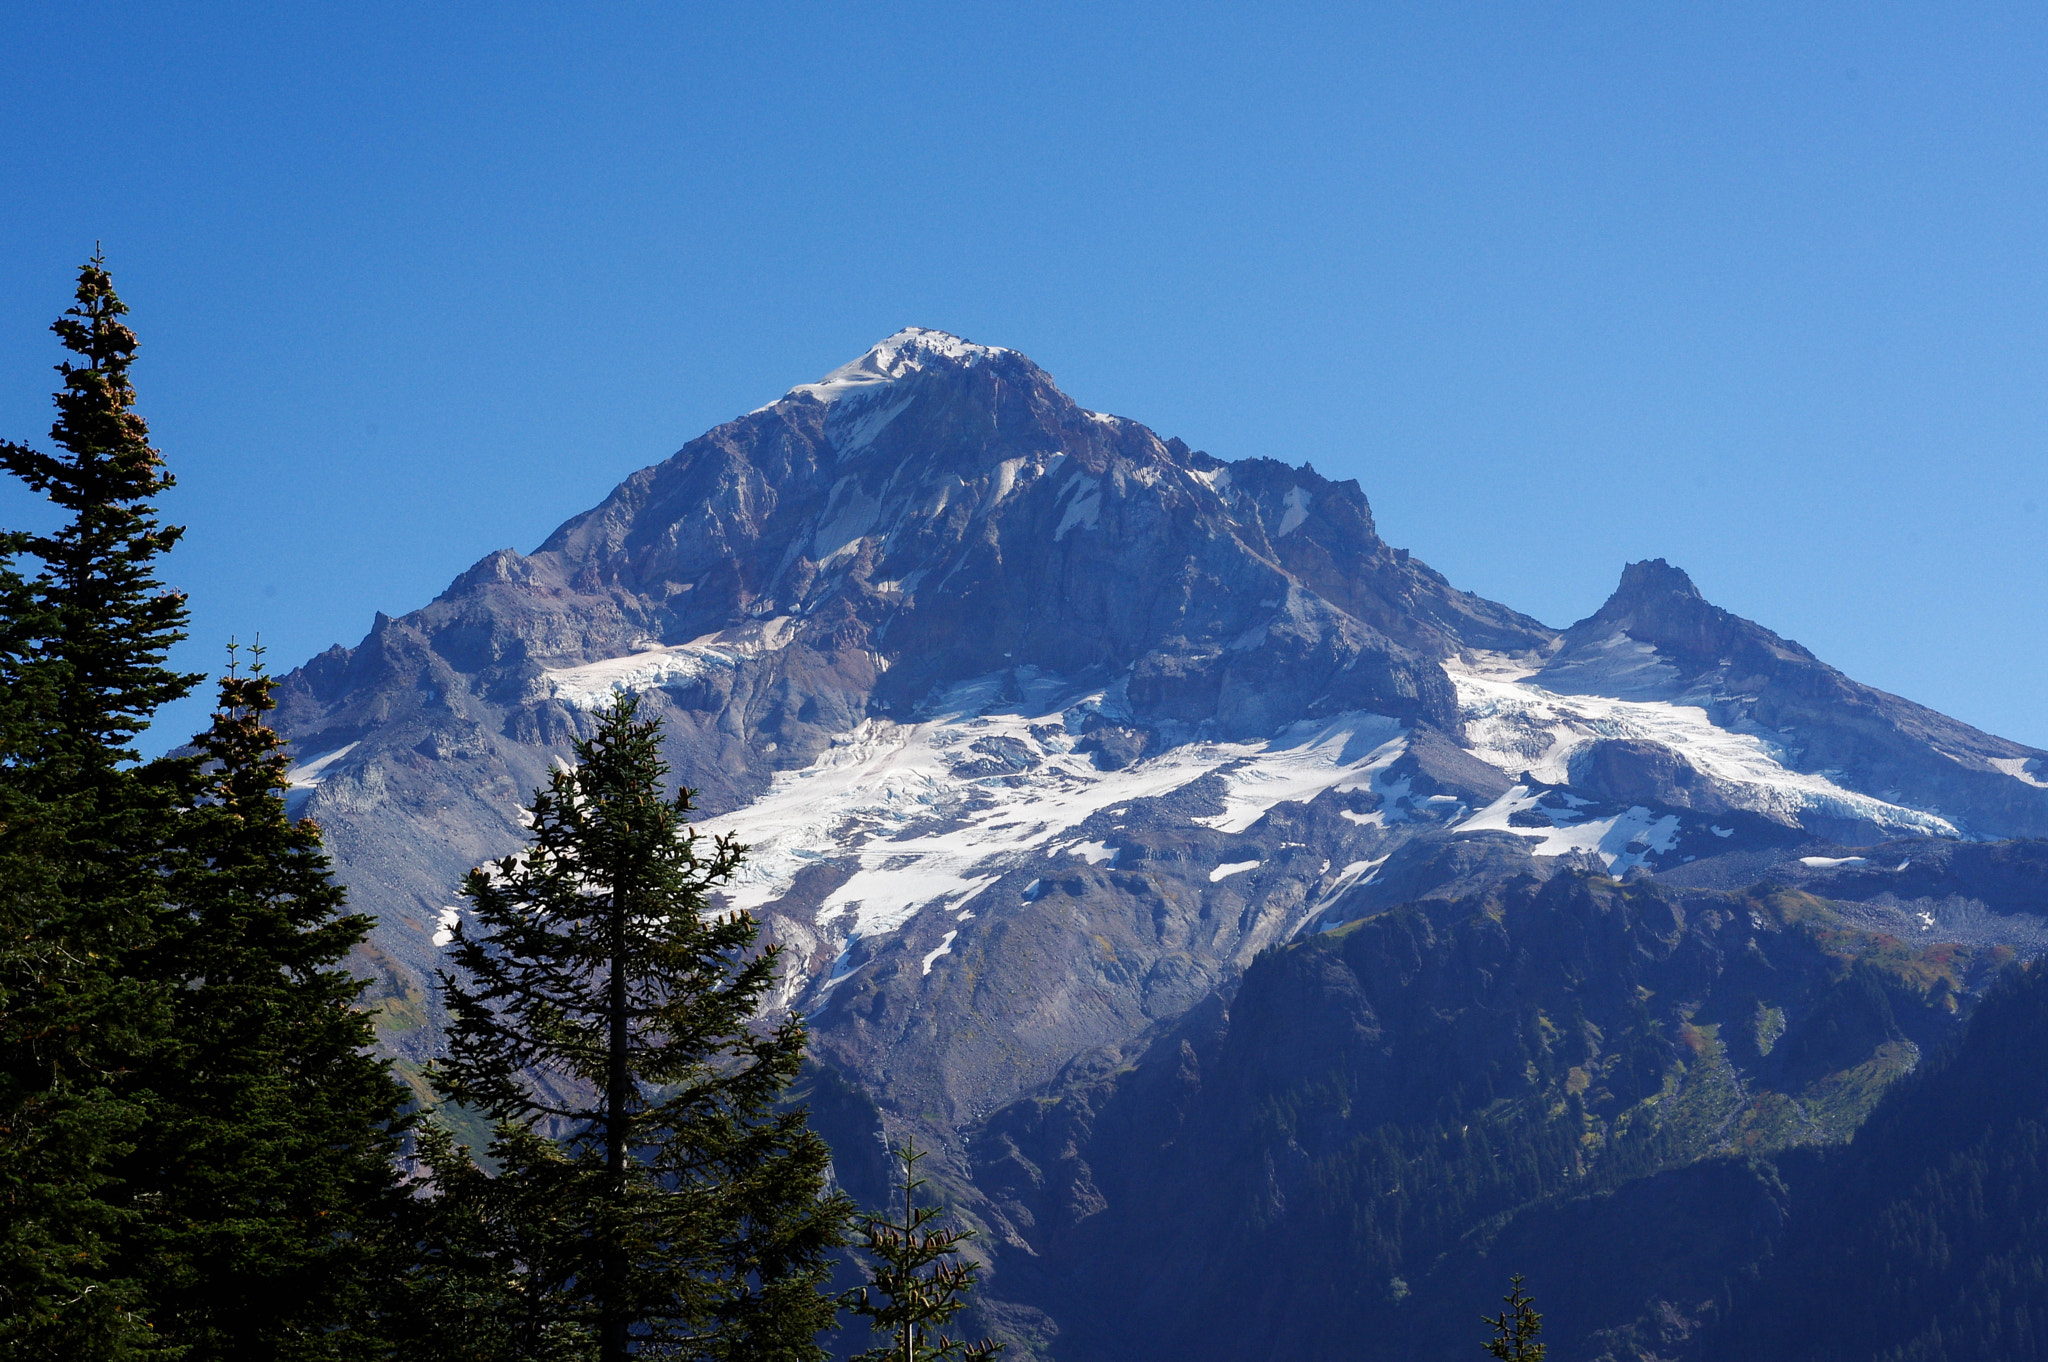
[
  {"xmin": 1335, "ymin": 857, "xmax": 1385, "ymax": 886},
  {"xmin": 873, "ymin": 569, "xmax": 927, "ymax": 596},
  {"xmin": 921, "ymin": 930, "xmax": 960, "ymax": 975},
  {"xmin": 1798, "ymin": 855, "xmax": 1870, "ymax": 868},
  {"xmin": 288, "ymin": 741, "xmax": 360, "ymax": 789},
  {"xmin": 1227, "ymin": 621, "xmax": 1270, "ymax": 652},
  {"xmin": 431, "ymin": 905, "xmax": 462, "ymax": 948},
  {"xmin": 1307, "ymin": 856, "xmax": 1392, "ymax": 933},
  {"xmin": 812, "ymin": 942, "xmax": 865, "ymax": 997},
  {"xmin": 1445, "ymin": 662, "xmax": 1960, "ymax": 840},
  {"xmin": 1710, "ymin": 825, "xmax": 1734, "ymax": 838},
  {"xmin": 1209, "ymin": 859, "xmax": 1260, "ymax": 883},
  {"xmin": 1457, "ymin": 785, "xmax": 1681, "ymax": 873},
  {"xmin": 541, "ymin": 618, "xmax": 796, "ymax": 710},
  {"xmin": 1991, "ymin": 756, "xmax": 2048, "ymax": 789},
  {"xmin": 1071, "ymin": 840, "xmax": 1118, "ymax": 866},
  {"xmin": 812, "ymin": 479, "xmax": 883, "ymax": 566},
  {"xmin": 768, "ymin": 328, "xmax": 1009, "ymax": 408},
  {"xmin": 986, "ymin": 455, "xmax": 1035, "ymax": 510},
  {"xmin": 1055, "ymin": 473, "xmax": 1102, "ymax": 540},
  {"xmin": 1537, "ymin": 631, "xmax": 1684, "ymax": 701},
  {"xmin": 1276, "ymin": 485, "xmax": 1312, "ymax": 537},
  {"xmin": 1452, "ymin": 650, "xmax": 1542, "ymax": 682},
  {"xmin": 1194, "ymin": 713, "xmax": 1407, "ymax": 835},
  {"xmin": 830, "ymin": 391, "xmax": 916, "ymax": 453}
]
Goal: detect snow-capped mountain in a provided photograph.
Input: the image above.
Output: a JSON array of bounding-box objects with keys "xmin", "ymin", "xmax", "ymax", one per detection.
[
  {"xmin": 271, "ymin": 327, "xmax": 2048, "ymax": 1356},
  {"xmin": 276, "ymin": 329, "xmax": 2046, "ymax": 1087}
]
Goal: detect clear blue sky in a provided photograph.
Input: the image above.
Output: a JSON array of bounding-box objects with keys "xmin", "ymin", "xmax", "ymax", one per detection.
[{"xmin": 3, "ymin": 3, "xmax": 2044, "ymax": 752}]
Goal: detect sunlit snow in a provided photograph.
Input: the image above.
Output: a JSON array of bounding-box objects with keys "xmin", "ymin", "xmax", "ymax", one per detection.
[
  {"xmin": 1447, "ymin": 658, "xmax": 1958, "ymax": 839},
  {"xmin": 541, "ymin": 618, "xmax": 796, "ymax": 711},
  {"xmin": 431, "ymin": 905, "xmax": 463, "ymax": 947},
  {"xmin": 765, "ymin": 328, "xmax": 1010, "ymax": 409},
  {"xmin": 287, "ymin": 741, "xmax": 360, "ymax": 789},
  {"xmin": 684, "ymin": 672, "xmax": 1407, "ymax": 950},
  {"xmin": 920, "ymin": 930, "xmax": 959, "ymax": 976},
  {"xmin": 1276, "ymin": 486, "xmax": 1311, "ymax": 537},
  {"xmin": 1991, "ymin": 756, "xmax": 2048, "ymax": 789},
  {"xmin": 1055, "ymin": 472, "xmax": 1102, "ymax": 540},
  {"xmin": 1457, "ymin": 785, "xmax": 1681, "ymax": 873},
  {"xmin": 1308, "ymin": 856, "xmax": 1391, "ymax": 932},
  {"xmin": 1195, "ymin": 715, "xmax": 1406, "ymax": 834}
]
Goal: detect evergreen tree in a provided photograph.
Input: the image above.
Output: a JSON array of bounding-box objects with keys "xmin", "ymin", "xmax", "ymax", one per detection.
[
  {"xmin": 1481, "ymin": 1274, "xmax": 1544, "ymax": 1362},
  {"xmin": 842, "ymin": 1140, "xmax": 1000, "ymax": 1362},
  {"xmin": 116, "ymin": 650, "xmax": 414, "ymax": 1358},
  {"xmin": 0, "ymin": 250, "xmax": 194, "ymax": 762},
  {"xmin": 413, "ymin": 694, "xmax": 848, "ymax": 1361},
  {"xmin": 0, "ymin": 252, "xmax": 201, "ymax": 1358}
]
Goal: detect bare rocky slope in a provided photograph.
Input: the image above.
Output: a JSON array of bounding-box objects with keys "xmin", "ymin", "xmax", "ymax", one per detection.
[{"xmin": 271, "ymin": 329, "xmax": 2048, "ymax": 1358}]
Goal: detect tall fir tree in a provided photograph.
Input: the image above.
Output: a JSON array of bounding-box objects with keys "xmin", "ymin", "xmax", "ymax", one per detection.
[
  {"xmin": 117, "ymin": 650, "xmax": 414, "ymax": 1358},
  {"xmin": 0, "ymin": 253, "xmax": 202, "ymax": 1358},
  {"xmin": 0, "ymin": 250, "xmax": 194, "ymax": 763},
  {"xmin": 412, "ymin": 694, "xmax": 848, "ymax": 1361},
  {"xmin": 841, "ymin": 1140, "xmax": 1000, "ymax": 1362}
]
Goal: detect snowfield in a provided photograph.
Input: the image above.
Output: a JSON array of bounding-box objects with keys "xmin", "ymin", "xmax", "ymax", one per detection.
[
  {"xmin": 517, "ymin": 640, "xmax": 1982, "ymax": 976},
  {"xmin": 541, "ymin": 617, "xmax": 797, "ymax": 711},
  {"xmin": 1447, "ymin": 656, "xmax": 1959, "ymax": 839},
  {"xmin": 688, "ymin": 671, "xmax": 1409, "ymax": 951}
]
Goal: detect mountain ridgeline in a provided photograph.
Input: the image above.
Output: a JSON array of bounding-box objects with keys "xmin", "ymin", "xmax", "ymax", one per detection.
[{"xmin": 272, "ymin": 330, "xmax": 2048, "ymax": 1360}]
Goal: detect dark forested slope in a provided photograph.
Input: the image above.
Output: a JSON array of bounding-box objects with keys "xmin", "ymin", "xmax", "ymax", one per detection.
[
  {"xmin": 968, "ymin": 868, "xmax": 2019, "ymax": 1361},
  {"xmin": 1702, "ymin": 958, "xmax": 2048, "ymax": 1362}
]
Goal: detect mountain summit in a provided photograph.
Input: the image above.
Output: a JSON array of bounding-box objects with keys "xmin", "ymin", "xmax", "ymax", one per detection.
[{"xmin": 775, "ymin": 327, "xmax": 1012, "ymax": 405}]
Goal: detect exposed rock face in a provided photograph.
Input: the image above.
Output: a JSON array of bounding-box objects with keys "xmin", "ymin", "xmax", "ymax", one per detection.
[
  {"xmin": 267, "ymin": 329, "xmax": 2048, "ymax": 1359},
  {"xmin": 1569, "ymin": 737, "xmax": 1731, "ymax": 813}
]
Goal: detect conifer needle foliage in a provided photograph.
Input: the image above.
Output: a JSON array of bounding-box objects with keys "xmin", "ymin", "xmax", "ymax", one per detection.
[
  {"xmin": 125, "ymin": 651, "xmax": 413, "ymax": 1358},
  {"xmin": 1, "ymin": 260, "xmax": 412, "ymax": 1359},
  {"xmin": 843, "ymin": 1140, "xmax": 1000, "ymax": 1362},
  {"xmin": 0, "ymin": 253, "xmax": 201, "ymax": 1359},
  {"xmin": 1482, "ymin": 1274, "xmax": 1545, "ymax": 1362},
  {"xmin": 0, "ymin": 250, "xmax": 196, "ymax": 761},
  {"xmin": 414, "ymin": 694, "xmax": 847, "ymax": 1361}
]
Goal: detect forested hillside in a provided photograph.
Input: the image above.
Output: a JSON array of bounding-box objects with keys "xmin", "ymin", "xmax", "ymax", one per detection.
[{"xmin": 1704, "ymin": 959, "xmax": 2048, "ymax": 1362}]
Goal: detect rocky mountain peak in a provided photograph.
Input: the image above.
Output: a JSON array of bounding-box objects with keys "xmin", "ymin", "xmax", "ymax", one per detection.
[
  {"xmin": 1607, "ymin": 557, "xmax": 1704, "ymax": 608},
  {"xmin": 1570, "ymin": 556, "xmax": 1815, "ymax": 676}
]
